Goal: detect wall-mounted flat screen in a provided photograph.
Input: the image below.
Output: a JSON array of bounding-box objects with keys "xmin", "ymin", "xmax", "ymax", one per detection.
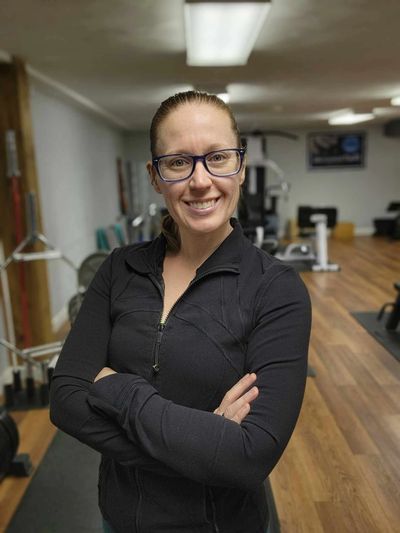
[{"xmin": 307, "ymin": 132, "xmax": 366, "ymax": 169}]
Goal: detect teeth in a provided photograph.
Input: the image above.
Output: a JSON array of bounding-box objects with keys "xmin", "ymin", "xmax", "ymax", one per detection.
[{"xmin": 188, "ymin": 199, "xmax": 217, "ymax": 209}]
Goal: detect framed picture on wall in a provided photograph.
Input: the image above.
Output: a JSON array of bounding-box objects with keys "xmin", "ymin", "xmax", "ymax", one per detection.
[{"xmin": 307, "ymin": 131, "xmax": 366, "ymax": 169}]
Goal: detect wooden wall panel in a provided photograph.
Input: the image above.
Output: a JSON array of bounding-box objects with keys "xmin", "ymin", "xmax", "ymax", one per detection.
[{"xmin": 0, "ymin": 57, "xmax": 53, "ymax": 353}]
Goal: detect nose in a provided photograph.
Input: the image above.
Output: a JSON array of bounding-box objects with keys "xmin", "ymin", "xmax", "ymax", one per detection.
[{"xmin": 189, "ymin": 159, "xmax": 212, "ymax": 188}]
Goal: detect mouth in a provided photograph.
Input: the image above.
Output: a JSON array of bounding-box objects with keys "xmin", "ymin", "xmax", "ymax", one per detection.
[{"xmin": 184, "ymin": 197, "xmax": 220, "ymax": 210}]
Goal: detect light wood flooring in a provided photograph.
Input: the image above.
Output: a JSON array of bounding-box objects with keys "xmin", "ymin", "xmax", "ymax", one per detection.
[
  {"xmin": 270, "ymin": 236, "xmax": 400, "ymax": 532},
  {"xmin": 0, "ymin": 235, "xmax": 399, "ymax": 532}
]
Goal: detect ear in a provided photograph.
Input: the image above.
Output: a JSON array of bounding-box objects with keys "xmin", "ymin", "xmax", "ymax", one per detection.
[
  {"xmin": 239, "ymin": 159, "xmax": 246, "ymax": 186},
  {"xmin": 147, "ymin": 161, "xmax": 162, "ymax": 194}
]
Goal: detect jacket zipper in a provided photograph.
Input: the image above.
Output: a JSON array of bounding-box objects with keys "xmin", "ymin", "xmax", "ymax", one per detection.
[
  {"xmin": 152, "ymin": 322, "xmax": 164, "ymax": 374},
  {"xmin": 207, "ymin": 486, "xmax": 220, "ymax": 533},
  {"xmin": 150, "ymin": 267, "xmax": 238, "ymax": 375},
  {"xmin": 134, "ymin": 468, "xmax": 142, "ymax": 533}
]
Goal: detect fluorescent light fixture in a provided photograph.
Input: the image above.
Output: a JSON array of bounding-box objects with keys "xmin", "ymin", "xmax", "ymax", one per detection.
[
  {"xmin": 185, "ymin": 1, "xmax": 272, "ymax": 66},
  {"xmin": 391, "ymin": 96, "xmax": 400, "ymax": 106},
  {"xmin": 328, "ymin": 110, "xmax": 374, "ymax": 125},
  {"xmin": 373, "ymin": 107, "xmax": 399, "ymax": 116},
  {"xmin": 217, "ymin": 92, "xmax": 230, "ymax": 103}
]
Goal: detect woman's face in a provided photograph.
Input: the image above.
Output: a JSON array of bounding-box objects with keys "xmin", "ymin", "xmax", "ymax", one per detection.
[{"xmin": 148, "ymin": 102, "xmax": 245, "ymax": 239}]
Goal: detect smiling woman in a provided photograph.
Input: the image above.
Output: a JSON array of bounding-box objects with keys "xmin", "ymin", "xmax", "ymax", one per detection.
[
  {"xmin": 148, "ymin": 92, "xmax": 245, "ymax": 255},
  {"xmin": 49, "ymin": 90, "xmax": 312, "ymax": 533}
]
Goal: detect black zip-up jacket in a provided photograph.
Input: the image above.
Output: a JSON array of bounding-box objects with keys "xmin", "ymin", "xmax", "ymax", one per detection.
[{"xmin": 49, "ymin": 218, "xmax": 311, "ymax": 533}]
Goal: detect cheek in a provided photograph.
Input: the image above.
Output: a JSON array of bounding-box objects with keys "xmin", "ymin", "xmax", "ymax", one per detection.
[
  {"xmin": 223, "ymin": 179, "xmax": 241, "ymax": 202},
  {"xmin": 159, "ymin": 184, "xmax": 184, "ymax": 210}
]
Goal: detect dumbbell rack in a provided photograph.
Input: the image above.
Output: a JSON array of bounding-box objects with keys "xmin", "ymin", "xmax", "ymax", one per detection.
[
  {"xmin": 0, "ymin": 339, "xmax": 63, "ymax": 410},
  {"xmin": 0, "ymin": 191, "xmax": 78, "ymax": 410}
]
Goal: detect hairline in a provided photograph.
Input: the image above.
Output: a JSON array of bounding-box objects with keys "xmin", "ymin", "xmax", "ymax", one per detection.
[{"xmin": 150, "ymin": 92, "xmax": 242, "ymax": 158}]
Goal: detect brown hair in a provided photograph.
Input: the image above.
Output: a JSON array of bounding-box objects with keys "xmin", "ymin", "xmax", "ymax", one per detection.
[{"xmin": 150, "ymin": 90, "xmax": 242, "ymax": 252}]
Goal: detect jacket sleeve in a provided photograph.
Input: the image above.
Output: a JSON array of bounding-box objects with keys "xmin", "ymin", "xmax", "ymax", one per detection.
[
  {"xmin": 87, "ymin": 266, "xmax": 312, "ymax": 491},
  {"xmin": 49, "ymin": 249, "xmax": 181, "ymax": 478}
]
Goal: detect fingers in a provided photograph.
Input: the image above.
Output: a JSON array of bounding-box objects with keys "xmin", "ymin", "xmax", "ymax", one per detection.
[
  {"xmin": 223, "ymin": 373, "xmax": 257, "ymax": 405},
  {"xmin": 230, "ymin": 402, "xmax": 250, "ymax": 424},
  {"xmin": 236, "ymin": 385, "xmax": 259, "ymax": 413},
  {"xmin": 214, "ymin": 373, "xmax": 259, "ymax": 423},
  {"xmin": 222, "ymin": 390, "xmax": 257, "ymax": 424},
  {"xmin": 219, "ymin": 373, "xmax": 257, "ymax": 412}
]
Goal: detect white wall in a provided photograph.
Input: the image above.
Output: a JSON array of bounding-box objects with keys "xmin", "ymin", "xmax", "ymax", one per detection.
[
  {"xmin": 267, "ymin": 126, "xmax": 400, "ymax": 234},
  {"xmin": 124, "ymin": 131, "xmax": 161, "ymax": 209},
  {"xmin": 125, "ymin": 125, "xmax": 400, "ymax": 235},
  {"xmin": 30, "ymin": 83, "xmax": 125, "ymax": 328}
]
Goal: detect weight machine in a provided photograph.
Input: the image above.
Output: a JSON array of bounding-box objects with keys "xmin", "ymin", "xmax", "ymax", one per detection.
[
  {"xmin": 238, "ymin": 131, "xmax": 295, "ymax": 250},
  {"xmin": 0, "ymin": 191, "xmax": 77, "ymax": 410},
  {"xmin": 0, "ymin": 189, "xmax": 78, "ymax": 482},
  {"xmin": 275, "ymin": 206, "xmax": 340, "ymax": 272}
]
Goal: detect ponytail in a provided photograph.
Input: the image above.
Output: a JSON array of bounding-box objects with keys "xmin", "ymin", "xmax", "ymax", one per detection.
[{"xmin": 161, "ymin": 213, "xmax": 180, "ymax": 253}]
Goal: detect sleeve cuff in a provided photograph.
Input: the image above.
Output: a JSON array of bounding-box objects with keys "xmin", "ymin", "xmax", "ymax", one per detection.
[{"xmin": 87, "ymin": 373, "xmax": 156, "ymax": 422}]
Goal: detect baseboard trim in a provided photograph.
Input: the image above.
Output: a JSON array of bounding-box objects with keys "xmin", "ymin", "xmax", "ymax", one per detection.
[{"xmin": 354, "ymin": 227, "xmax": 374, "ymax": 236}]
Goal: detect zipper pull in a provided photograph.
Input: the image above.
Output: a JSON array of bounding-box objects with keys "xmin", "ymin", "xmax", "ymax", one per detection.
[{"xmin": 152, "ymin": 323, "xmax": 165, "ymax": 374}]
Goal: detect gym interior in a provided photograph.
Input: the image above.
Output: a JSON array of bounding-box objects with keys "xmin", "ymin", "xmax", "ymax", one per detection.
[{"xmin": 0, "ymin": 1, "xmax": 399, "ymax": 532}]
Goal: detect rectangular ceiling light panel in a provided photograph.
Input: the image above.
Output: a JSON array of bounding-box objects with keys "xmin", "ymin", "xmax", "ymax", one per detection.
[
  {"xmin": 185, "ymin": 1, "xmax": 271, "ymax": 66},
  {"xmin": 328, "ymin": 113, "xmax": 374, "ymax": 125}
]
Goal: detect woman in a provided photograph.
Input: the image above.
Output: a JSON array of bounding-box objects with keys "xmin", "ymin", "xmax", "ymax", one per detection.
[{"xmin": 49, "ymin": 91, "xmax": 311, "ymax": 533}]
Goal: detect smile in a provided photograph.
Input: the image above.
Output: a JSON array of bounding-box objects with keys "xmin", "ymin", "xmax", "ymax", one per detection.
[{"xmin": 187, "ymin": 198, "xmax": 218, "ymax": 209}]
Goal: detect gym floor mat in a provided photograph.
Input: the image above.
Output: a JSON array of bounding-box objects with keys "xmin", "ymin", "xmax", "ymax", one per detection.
[
  {"xmin": 6, "ymin": 430, "xmax": 102, "ymax": 533},
  {"xmin": 351, "ymin": 311, "xmax": 400, "ymax": 362}
]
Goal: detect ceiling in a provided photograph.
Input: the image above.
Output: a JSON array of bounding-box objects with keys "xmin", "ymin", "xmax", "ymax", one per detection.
[{"xmin": 1, "ymin": 0, "xmax": 400, "ymax": 131}]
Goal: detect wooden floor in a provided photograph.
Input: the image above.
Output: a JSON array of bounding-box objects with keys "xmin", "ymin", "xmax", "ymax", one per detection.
[
  {"xmin": 270, "ymin": 236, "xmax": 400, "ymax": 533},
  {"xmin": 1, "ymin": 235, "xmax": 399, "ymax": 532}
]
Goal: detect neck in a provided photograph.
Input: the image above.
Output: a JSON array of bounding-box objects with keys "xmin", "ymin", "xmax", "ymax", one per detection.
[{"xmin": 174, "ymin": 220, "xmax": 233, "ymax": 268}]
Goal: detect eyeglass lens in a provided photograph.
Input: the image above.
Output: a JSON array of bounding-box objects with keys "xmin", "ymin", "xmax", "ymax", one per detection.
[{"xmin": 158, "ymin": 150, "xmax": 241, "ymax": 181}]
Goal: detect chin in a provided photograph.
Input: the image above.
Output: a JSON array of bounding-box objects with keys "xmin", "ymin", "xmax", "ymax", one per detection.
[{"xmin": 184, "ymin": 214, "xmax": 231, "ymax": 235}]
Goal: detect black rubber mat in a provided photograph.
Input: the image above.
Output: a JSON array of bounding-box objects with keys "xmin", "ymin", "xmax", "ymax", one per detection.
[
  {"xmin": 6, "ymin": 430, "xmax": 102, "ymax": 533},
  {"xmin": 351, "ymin": 311, "xmax": 400, "ymax": 362},
  {"xmin": 265, "ymin": 477, "xmax": 280, "ymax": 533}
]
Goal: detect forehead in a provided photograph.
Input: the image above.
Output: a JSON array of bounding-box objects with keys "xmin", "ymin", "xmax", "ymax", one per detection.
[{"xmin": 157, "ymin": 102, "xmax": 236, "ymax": 152}]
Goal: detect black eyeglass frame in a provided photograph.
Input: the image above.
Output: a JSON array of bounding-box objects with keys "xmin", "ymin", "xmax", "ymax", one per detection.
[{"xmin": 152, "ymin": 148, "xmax": 246, "ymax": 183}]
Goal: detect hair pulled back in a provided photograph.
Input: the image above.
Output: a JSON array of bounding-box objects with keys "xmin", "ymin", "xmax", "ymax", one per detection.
[{"xmin": 150, "ymin": 90, "xmax": 242, "ymax": 252}]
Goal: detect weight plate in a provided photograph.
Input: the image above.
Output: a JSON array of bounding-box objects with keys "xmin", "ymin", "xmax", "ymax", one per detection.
[
  {"xmin": 0, "ymin": 408, "xmax": 19, "ymax": 458},
  {"xmin": 77, "ymin": 252, "xmax": 109, "ymax": 290},
  {"xmin": 0, "ymin": 416, "xmax": 14, "ymax": 475}
]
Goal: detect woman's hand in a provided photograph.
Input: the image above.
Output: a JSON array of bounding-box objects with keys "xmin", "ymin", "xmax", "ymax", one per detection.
[
  {"xmin": 94, "ymin": 366, "xmax": 117, "ymax": 383},
  {"xmin": 213, "ymin": 373, "xmax": 258, "ymax": 424}
]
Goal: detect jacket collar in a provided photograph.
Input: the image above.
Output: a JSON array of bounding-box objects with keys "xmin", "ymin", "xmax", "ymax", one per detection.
[{"xmin": 124, "ymin": 217, "xmax": 249, "ymax": 276}]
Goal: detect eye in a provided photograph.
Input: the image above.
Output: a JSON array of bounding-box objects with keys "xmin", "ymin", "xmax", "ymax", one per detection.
[
  {"xmin": 208, "ymin": 151, "xmax": 229, "ymax": 163},
  {"xmin": 168, "ymin": 156, "xmax": 191, "ymax": 168}
]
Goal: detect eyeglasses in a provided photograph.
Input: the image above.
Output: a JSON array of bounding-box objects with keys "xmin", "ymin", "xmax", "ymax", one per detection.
[{"xmin": 152, "ymin": 148, "xmax": 246, "ymax": 183}]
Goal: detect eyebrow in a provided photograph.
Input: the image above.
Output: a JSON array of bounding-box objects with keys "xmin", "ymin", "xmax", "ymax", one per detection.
[{"xmin": 163, "ymin": 144, "xmax": 234, "ymax": 155}]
